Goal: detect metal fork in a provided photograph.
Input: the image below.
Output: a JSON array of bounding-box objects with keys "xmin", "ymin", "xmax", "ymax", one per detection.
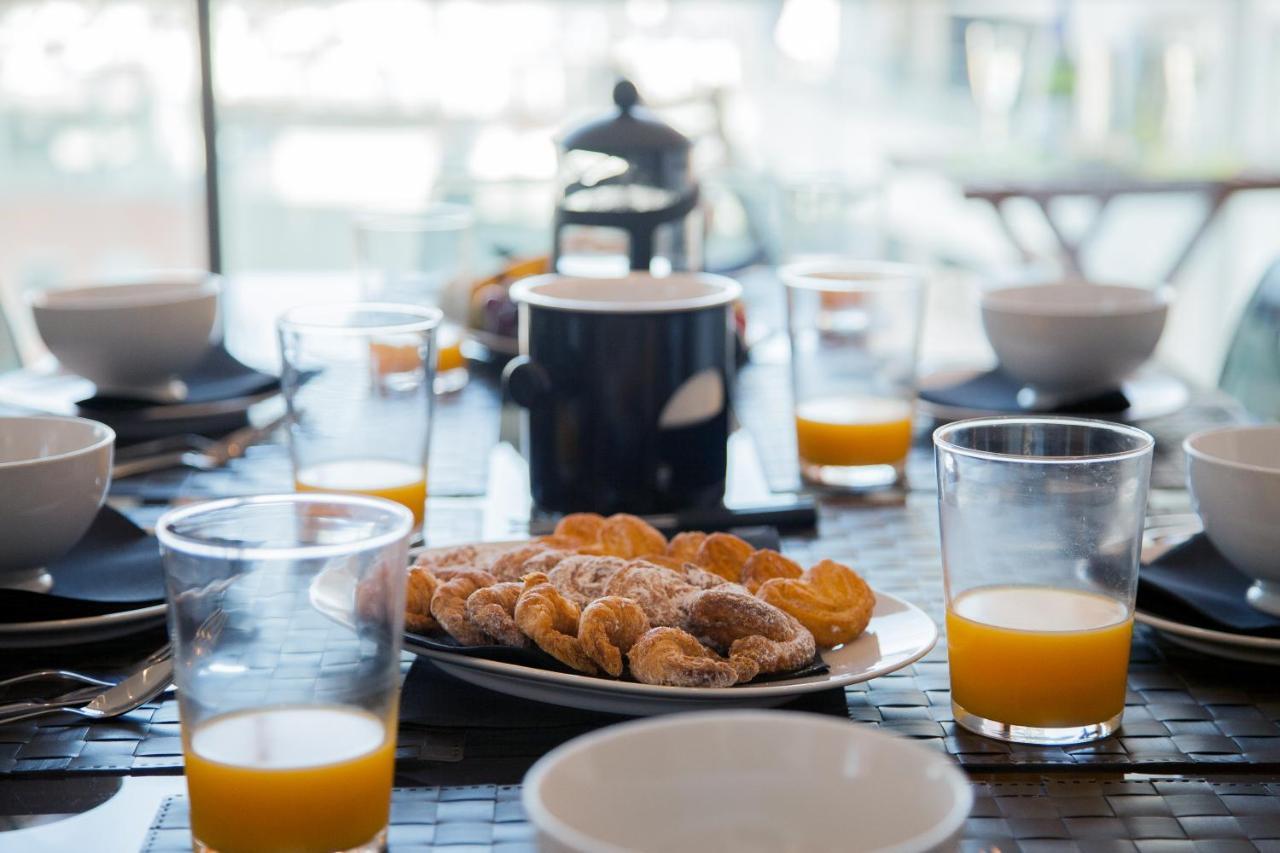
[
  {"xmin": 111, "ymin": 402, "xmax": 287, "ymax": 479},
  {"xmin": 0, "ymin": 644, "xmax": 173, "ymax": 697},
  {"xmin": 0, "ymin": 644, "xmax": 174, "ymax": 719}
]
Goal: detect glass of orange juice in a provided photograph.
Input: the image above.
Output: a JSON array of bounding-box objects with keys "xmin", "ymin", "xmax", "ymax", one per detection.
[
  {"xmin": 355, "ymin": 204, "xmax": 473, "ymax": 394},
  {"xmin": 278, "ymin": 303, "xmax": 439, "ymax": 533},
  {"xmin": 934, "ymin": 416, "xmax": 1154, "ymax": 745},
  {"xmin": 781, "ymin": 259, "xmax": 926, "ymax": 491},
  {"xmin": 156, "ymin": 493, "xmax": 413, "ymax": 853}
]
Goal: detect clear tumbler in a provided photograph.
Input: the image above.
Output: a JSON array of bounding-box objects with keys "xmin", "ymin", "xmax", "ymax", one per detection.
[
  {"xmin": 156, "ymin": 493, "xmax": 413, "ymax": 853},
  {"xmin": 934, "ymin": 416, "xmax": 1154, "ymax": 745},
  {"xmin": 783, "ymin": 259, "xmax": 926, "ymax": 491}
]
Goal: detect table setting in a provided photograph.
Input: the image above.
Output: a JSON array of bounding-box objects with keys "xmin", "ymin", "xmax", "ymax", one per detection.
[{"xmin": 3, "ymin": 82, "xmax": 1280, "ymax": 853}]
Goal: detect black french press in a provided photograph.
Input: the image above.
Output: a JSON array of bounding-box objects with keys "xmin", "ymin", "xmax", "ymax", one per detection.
[{"xmin": 552, "ymin": 80, "xmax": 703, "ymax": 275}]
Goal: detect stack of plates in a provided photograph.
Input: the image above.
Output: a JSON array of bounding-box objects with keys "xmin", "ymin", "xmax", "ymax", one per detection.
[{"xmin": 1139, "ymin": 515, "xmax": 1280, "ymax": 666}]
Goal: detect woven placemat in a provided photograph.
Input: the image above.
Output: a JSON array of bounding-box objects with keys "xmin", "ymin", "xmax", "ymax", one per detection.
[
  {"xmin": 140, "ymin": 777, "xmax": 1280, "ymax": 852},
  {"xmin": 3, "ymin": 369, "xmax": 1273, "ymax": 777}
]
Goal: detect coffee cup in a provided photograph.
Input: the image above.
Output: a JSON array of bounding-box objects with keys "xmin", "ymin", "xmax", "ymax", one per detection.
[{"xmin": 505, "ymin": 273, "xmax": 741, "ymax": 514}]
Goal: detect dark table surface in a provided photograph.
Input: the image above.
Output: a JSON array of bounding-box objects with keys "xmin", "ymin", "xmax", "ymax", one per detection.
[{"xmin": 2, "ymin": 359, "xmax": 1276, "ymax": 853}]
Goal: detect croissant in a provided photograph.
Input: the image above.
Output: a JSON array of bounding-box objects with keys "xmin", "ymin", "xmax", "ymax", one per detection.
[
  {"xmin": 465, "ymin": 582, "xmax": 527, "ymax": 648},
  {"xmin": 429, "ymin": 571, "xmax": 497, "ymax": 646},
  {"xmin": 578, "ymin": 596, "xmax": 651, "ymax": 677},
  {"xmin": 685, "ymin": 587, "xmax": 815, "ymax": 675},
  {"xmin": 514, "ymin": 572, "xmax": 598, "ymax": 674},
  {"xmin": 627, "ymin": 627, "xmax": 743, "ymax": 688}
]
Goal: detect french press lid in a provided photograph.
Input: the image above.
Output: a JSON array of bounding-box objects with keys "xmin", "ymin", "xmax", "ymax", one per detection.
[{"xmin": 554, "ymin": 80, "xmax": 701, "ymax": 272}]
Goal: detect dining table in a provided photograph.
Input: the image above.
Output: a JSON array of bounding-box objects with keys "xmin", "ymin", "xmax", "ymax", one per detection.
[{"xmin": 1, "ymin": 349, "xmax": 1279, "ymax": 853}]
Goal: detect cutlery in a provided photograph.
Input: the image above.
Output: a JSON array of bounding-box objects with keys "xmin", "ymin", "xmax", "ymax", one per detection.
[
  {"xmin": 0, "ymin": 669, "xmax": 114, "ymax": 692},
  {"xmin": 112, "ymin": 400, "xmax": 287, "ymax": 479},
  {"xmin": 0, "ymin": 643, "xmax": 176, "ymax": 722},
  {"xmin": 0, "ymin": 655, "xmax": 172, "ymax": 726}
]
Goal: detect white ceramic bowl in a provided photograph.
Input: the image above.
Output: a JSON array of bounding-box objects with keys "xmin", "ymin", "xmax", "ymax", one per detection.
[
  {"xmin": 523, "ymin": 711, "xmax": 972, "ymax": 853},
  {"xmin": 1185, "ymin": 425, "xmax": 1280, "ymax": 617},
  {"xmin": 981, "ymin": 282, "xmax": 1169, "ymax": 394},
  {"xmin": 0, "ymin": 416, "xmax": 114, "ymax": 590},
  {"xmin": 31, "ymin": 272, "xmax": 220, "ymax": 394}
]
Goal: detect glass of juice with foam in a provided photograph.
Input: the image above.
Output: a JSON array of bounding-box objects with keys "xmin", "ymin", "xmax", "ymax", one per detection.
[
  {"xmin": 355, "ymin": 204, "xmax": 473, "ymax": 393},
  {"xmin": 278, "ymin": 303, "xmax": 439, "ymax": 533},
  {"xmin": 934, "ymin": 416, "xmax": 1154, "ymax": 745},
  {"xmin": 781, "ymin": 260, "xmax": 926, "ymax": 491},
  {"xmin": 156, "ymin": 493, "xmax": 413, "ymax": 853}
]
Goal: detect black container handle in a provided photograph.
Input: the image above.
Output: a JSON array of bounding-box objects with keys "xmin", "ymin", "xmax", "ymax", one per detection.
[{"xmin": 502, "ymin": 356, "xmax": 553, "ymax": 408}]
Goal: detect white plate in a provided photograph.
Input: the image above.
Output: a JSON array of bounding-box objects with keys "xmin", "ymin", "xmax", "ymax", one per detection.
[
  {"xmin": 0, "ymin": 603, "xmax": 167, "ymax": 649},
  {"xmin": 407, "ymin": 590, "xmax": 936, "ymax": 715},
  {"xmin": 314, "ymin": 543, "xmax": 938, "ymax": 715},
  {"xmin": 1137, "ymin": 515, "xmax": 1280, "ymax": 664}
]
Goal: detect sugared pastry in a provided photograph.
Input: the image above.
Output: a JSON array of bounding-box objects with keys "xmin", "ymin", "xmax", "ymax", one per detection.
[
  {"xmin": 603, "ymin": 560, "xmax": 701, "ymax": 627},
  {"xmin": 514, "ymin": 572, "xmax": 598, "ymax": 674},
  {"xmin": 627, "ymin": 627, "xmax": 743, "ymax": 688},
  {"xmin": 404, "ymin": 567, "xmax": 439, "ymax": 634},
  {"xmin": 430, "ymin": 571, "xmax": 497, "ymax": 646},
  {"xmin": 465, "ymin": 582, "xmax": 527, "ymax": 648},
  {"xmin": 412, "ymin": 543, "xmax": 489, "ymax": 574},
  {"xmin": 488, "ymin": 543, "xmax": 563, "ymax": 581},
  {"xmin": 578, "ymin": 596, "xmax": 651, "ymax": 677},
  {"xmin": 547, "ymin": 555, "xmax": 628, "ymax": 607},
  {"xmin": 685, "ymin": 588, "xmax": 816, "ymax": 675},
  {"xmin": 756, "ymin": 559, "xmax": 875, "ymax": 647}
]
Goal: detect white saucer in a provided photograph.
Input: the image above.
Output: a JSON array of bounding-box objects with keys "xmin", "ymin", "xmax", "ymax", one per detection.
[
  {"xmin": 0, "ymin": 603, "xmax": 167, "ymax": 649},
  {"xmin": 1137, "ymin": 515, "xmax": 1280, "ymax": 665}
]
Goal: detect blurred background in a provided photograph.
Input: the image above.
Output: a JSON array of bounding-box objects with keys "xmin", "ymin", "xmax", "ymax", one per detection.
[{"xmin": 4, "ymin": 0, "xmax": 1280, "ymax": 385}]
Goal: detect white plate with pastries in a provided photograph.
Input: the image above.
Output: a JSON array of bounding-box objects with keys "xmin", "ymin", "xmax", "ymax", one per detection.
[
  {"xmin": 315, "ymin": 514, "xmax": 938, "ymax": 715},
  {"xmin": 382, "ymin": 513, "xmax": 939, "ymax": 716}
]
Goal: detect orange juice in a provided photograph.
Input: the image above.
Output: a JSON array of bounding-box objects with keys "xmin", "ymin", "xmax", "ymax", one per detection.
[
  {"xmin": 795, "ymin": 395, "xmax": 914, "ymax": 467},
  {"xmin": 369, "ymin": 325, "xmax": 464, "ymax": 375},
  {"xmin": 185, "ymin": 705, "xmax": 394, "ymax": 853},
  {"xmin": 436, "ymin": 323, "xmax": 466, "ymax": 373},
  {"xmin": 947, "ymin": 586, "xmax": 1133, "ymax": 728},
  {"xmin": 369, "ymin": 341, "xmax": 423, "ymax": 374},
  {"xmin": 296, "ymin": 459, "xmax": 427, "ymax": 525}
]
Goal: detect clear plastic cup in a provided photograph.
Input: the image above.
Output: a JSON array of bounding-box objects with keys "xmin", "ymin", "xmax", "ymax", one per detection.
[
  {"xmin": 934, "ymin": 416, "xmax": 1154, "ymax": 745},
  {"xmin": 355, "ymin": 204, "xmax": 473, "ymax": 393},
  {"xmin": 278, "ymin": 303, "xmax": 439, "ymax": 532},
  {"xmin": 782, "ymin": 259, "xmax": 927, "ymax": 491},
  {"xmin": 156, "ymin": 493, "xmax": 412, "ymax": 853}
]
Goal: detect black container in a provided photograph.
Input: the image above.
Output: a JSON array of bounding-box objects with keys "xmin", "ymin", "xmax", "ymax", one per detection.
[{"xmin": 504, "ymin": 274, "xmax": 740, "ymax": 514}]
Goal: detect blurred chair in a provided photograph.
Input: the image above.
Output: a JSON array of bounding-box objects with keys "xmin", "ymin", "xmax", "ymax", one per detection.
[{"xmin": 1220, "ymin": 259, "xmax": 1280, "ymax": 421}]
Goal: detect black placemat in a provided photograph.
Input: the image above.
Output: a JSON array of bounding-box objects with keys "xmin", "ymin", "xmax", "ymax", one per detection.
[
  {"xmin": 0, "ymin": 506, "xmax": 164, "ymax": 622},
  {"xmin": 1140, "ymin": 534, "xmax": 1280, "ymax": 638},
  {"xmin": 140, "ymin": 777, "xmax": 1280, "ymax": 852}
]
